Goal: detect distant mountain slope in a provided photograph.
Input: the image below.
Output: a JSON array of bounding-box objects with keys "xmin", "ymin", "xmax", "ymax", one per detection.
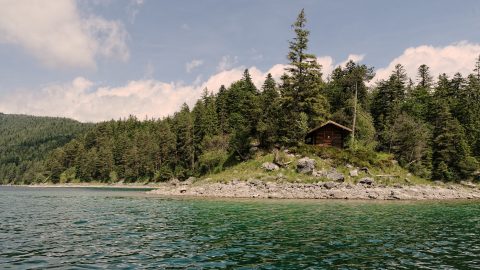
[{"xmin": 0, "ymin": 113, "xmax": 93, "ymax": 184}]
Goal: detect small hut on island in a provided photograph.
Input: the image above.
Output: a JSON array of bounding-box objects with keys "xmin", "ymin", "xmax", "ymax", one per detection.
[{"xmin": 305, "ymin": 120, "xmax": 352, "ymax": 148}]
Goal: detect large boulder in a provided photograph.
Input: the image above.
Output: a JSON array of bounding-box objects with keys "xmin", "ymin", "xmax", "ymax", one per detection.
[
  {"xmin": 359, "ymin": 177, "xmax": 375, "ymax": 186},
  {"xmin": 262, "ymin": 162, "xmax": 279, "ymax": 171},
  {"xmin": 296, "ymin": 157, "xmax": 316, "ymax": 174},
  {"xmin": 327, "ymin": 171, "xmax": 345, "ymax": 182},
  {"xmin": 323, "ymin": 181, "xmax": 337, "ymax": 189}
]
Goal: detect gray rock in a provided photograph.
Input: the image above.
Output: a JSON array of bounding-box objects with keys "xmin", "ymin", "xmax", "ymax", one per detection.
[
  {"xmin": 329, "ymin": 190, "xmax": 348, "ymax": 199},
  {"xmin": 346, "ymin": 163, "xmax": 354, "ymax": 169},
  {"xmin": 359, "ymin": 177, "xmax": 375, "ymax": 185},
  {"xmin": 360, "ymin": 167, "xmax": 371, "ymax": 175},
  {"xmin": 261, "ymin": 162, "xmax": 279, "ymax": 171},
  {"xmin": 248, "ymin": 179, "xmax": 264, "ymax": 187},
  {"xmin": 349, "ymin": 169, "xmax": 358, "ymax": 177},
  {"xmin": 389, "ymin": 190, "xmax": 401, "ymax": 200},
  {"xmin": 323, "ymin": 181, "xmax": 337, "ymax": 189},
  {"xmin": 296, "ymin": 157, "xmax": 316, "ymax": 174},
  {"xmin": 327, "ymin": 171, "xmax": 345, "ymax": 182},
  {"xmin": 312, "ymin": 169, "xmax": 327, "ymax": 178}
]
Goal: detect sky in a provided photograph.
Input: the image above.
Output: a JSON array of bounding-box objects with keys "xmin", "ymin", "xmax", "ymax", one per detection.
[{"xmin": 1, "ymin": 0, "xmax": 480, "ymax": 122}]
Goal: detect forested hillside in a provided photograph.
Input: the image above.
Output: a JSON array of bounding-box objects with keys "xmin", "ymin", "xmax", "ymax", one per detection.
[
  {"xmin": 3, "ymin": 10, "xmax": 479, "ymax": 184},
  {"xmin": 0, "ymin": 113, "xmax": 92, "ymax": 184}
]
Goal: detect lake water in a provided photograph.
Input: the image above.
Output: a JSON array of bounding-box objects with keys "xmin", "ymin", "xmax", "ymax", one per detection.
[{"xmin": 0, "ymin": 187, "xmax": 479, "ymax": 269}]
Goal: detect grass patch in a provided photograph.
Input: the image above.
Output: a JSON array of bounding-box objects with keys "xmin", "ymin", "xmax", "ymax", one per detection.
[{"xmin": 199, "ymin": 146, "xmax": 431, "ymax": 186}]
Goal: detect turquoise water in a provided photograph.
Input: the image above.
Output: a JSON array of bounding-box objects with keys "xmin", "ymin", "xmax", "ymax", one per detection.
[{"xmin": 0, "ymin": 187, "xmax": 479, "ymax": 269}]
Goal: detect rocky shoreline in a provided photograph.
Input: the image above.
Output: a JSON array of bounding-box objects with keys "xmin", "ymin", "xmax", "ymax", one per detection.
[{"xmin": 147, "ymin": 180, "xmax": 480, "ymax": 200}]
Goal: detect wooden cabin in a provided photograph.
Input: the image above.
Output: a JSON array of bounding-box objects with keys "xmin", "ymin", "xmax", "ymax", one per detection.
[{"xmin": 305, "ymin": 120, "xmax": 352, "ymax": 148}]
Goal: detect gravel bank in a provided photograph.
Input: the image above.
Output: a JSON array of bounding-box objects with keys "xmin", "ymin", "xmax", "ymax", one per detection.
[{"xmin": 147, "ymin": 180, "xmax": 480, "ymax": 200}]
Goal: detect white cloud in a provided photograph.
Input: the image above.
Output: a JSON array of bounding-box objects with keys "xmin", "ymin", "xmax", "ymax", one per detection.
[
  {"xmin": 338, "ymin": 54, "xmax": 365, "ymax": 69},
  {"xmin": 185, "ymin": 59, "xmax": 204, "ymax": 73},
  {"xmin": 217, "ymin": 55, "xmax": 239, "ymax": 71},
  {"xmin": 0, "ymin": 54, "xmax": 365, "ymax": 122},
  {"xmin": 2, "ymin": 40, "xmax": 480, "ymax": 122},
  {"xmin": 374, "ymin": 41, "xmax": 480, "ymax": 83},
  {"xmin": 0, "ymin": 0, "xmax": 129, "ymax": 69}
]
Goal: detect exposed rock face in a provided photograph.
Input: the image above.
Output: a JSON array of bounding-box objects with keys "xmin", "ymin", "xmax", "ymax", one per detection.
[
  {"xmin": 262, "ymin": 162, "xmax": 280, "ymax": 171},
  {"xmin": 359, "ymin": 177, "xmax": 375, "ymax": 186},
  {"xmin": 327, "ymin": 171, "xmax": 345, "ymax": 182},
  {"xmin": 296, "ymin": 157, "xmax": 316, "ymax": 174}
]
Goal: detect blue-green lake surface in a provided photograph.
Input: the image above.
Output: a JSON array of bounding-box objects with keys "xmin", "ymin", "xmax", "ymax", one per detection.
[{"xmin": 1, "ymin": 186, "xmax": 479, "ymax": 269}]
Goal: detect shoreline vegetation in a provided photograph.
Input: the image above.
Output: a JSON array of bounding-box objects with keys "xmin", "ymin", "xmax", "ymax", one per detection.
[{"xmin": 7, "ymin": 149, "xmax": 480, "ymax": 200}]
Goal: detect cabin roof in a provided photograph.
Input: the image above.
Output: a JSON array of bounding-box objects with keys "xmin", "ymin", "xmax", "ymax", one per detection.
[{"xmin": 306, "ymin": 120, "xmax": 352, "ymax": 136}]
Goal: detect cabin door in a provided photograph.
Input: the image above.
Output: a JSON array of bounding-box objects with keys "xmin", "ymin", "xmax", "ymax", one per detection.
[
  {"xmin": 321, "ymin": 128, "xmax": 333, "ymax": 146},
  {"xmin": 323, "ymin": 132, "xmax": 332, "ymax": 145}
]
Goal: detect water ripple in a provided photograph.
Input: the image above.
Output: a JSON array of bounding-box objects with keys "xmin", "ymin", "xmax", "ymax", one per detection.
[{"xmin": 0, "ymin": 187, "xmax": 479, "ymax": 269}]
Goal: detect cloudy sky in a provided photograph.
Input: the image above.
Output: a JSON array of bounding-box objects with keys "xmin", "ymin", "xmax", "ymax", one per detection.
[{"xmin": 1, "ymin": 0, "xmax": 480, "ymax": 122}]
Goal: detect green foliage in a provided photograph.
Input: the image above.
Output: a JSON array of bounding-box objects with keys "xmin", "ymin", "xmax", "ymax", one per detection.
[
  {"xmin": 0, "ymin": 113, "xmax": 92, "ymax": 184},
  {"xmin": 279, "ymin": 9, "xmax": 330, "ymax": 145},
  {"xmin": 431, "ymin": 102, "xmax": 477, "ymax": 181},
  {"xmin": 388, "ymin": 113, "xmax": 432, "ymax": 177},
  {"xmin": 257, "ymin": 73, "xmax": 281, "ymax": 148},
  {"xmin": 299, "ymin": 144, "xmax": 388, "ymax": 169}
]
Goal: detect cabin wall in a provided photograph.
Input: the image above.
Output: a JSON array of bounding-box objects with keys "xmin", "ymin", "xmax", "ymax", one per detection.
[{"xmin": 310, "ymin": 125, "xmax": 345, "ymax": 148}]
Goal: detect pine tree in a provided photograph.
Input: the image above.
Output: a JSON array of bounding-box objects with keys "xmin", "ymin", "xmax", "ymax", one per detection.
[
  {"xmin": 403, "ymin": 65, "xmax": 434, "ymax": 121},
  {"xmin": 215, "ymin": 85, "xmax": 229, "ymax": 134},
  {"xmin": 371, "ymin": 64, "xmax": 408, "ymax": 150},
  {"xmin": 257, "ymin": 73, "xmax": 280, "ymax": 148},
  {"xmin": 474, "ymin": 54, "xmax": 480, "ymax": 80},
  {"xmin": 224, "ymin": 70, "xmax": 261, "ymax": 158},
  {"xmin": 325, "ymin": 60, "xmax": 374, "ymax": 112},
  {"xmin": 193, "ymin": 89, "xmax": 220, "ymax": 162},
  {"xmin": 279, "ymin": 9, "xmax": 330, "ymax": 145},
  {"xmin": 417, "ymin": 64, "xmax": 433, "ymax": 89},
  {"xmin": 432, "ymin": 102, "xmax": 476, "ymax": 181},
  {"xmin": 173, "ymin": 103, "xmax": 195, "ymax": 178}
]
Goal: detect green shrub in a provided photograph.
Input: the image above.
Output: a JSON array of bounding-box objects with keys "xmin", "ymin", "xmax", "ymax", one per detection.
[
  {"xmin": 60, "ymin": 167, "xmax": 76, "ymax": 183},
  {"xmin": 154, "ymin": 165, "xmax": 174, "ymax": 182}
]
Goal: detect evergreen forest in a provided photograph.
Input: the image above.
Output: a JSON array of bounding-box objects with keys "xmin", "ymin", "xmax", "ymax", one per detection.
[
  {"xmin": 0, "ymin": 113, "xmax": 92, "ymax": 184},
  {"xmin": 1, "ymin": 10, "xmax": 479, "ymax": 184}
]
